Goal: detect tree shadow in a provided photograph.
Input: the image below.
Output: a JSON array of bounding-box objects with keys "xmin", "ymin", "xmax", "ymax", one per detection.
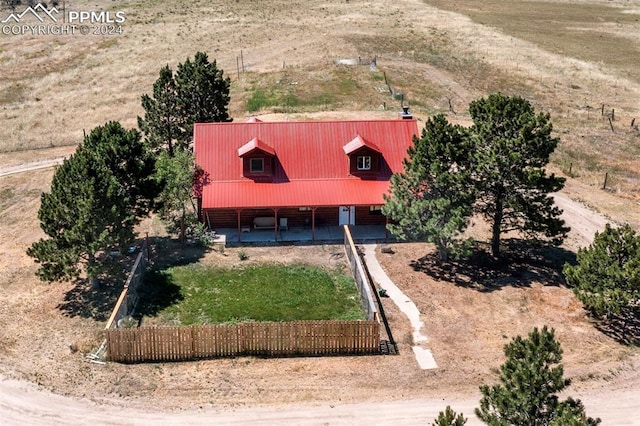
[
  {"xmin": 592, "ymin": 310, "xmax": 640, "ymax": 346},
  {"xmin": 409, "ymin": 238, "xmax": 577, "ymax": 292},
  {"xmin": 56, "ymin": 237, "xmax": 207, "ymax": 320},
  {"xmin": 57, "ymin": 274, "xmax": 126, "ymax": 321},
  {"xmin": 134, "ymin": 269, "xmax": 184, "ymax": 318},
  {"xmin": 135, "ymin": 237, "xmax": 209, "ymax": 319}
]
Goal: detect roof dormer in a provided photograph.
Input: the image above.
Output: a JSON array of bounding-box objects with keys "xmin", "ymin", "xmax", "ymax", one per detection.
[
  {"xmin": 343, "ymin": 134, "xmax": 381, "ymax": 176},
  {"xmin": 238, "ymin": 137, "xmax": 276, "ymax": 180}
]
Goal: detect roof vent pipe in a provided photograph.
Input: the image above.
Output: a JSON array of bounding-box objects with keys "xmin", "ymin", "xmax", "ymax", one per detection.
[{"xmin": 400, "ymin": 105, "xmax": 413, "ymax": 119}]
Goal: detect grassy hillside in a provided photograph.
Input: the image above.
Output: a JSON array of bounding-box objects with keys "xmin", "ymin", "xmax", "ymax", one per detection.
[{"xmin": 1, "ymin": 0, "xmax": 639, "ymax": 198}]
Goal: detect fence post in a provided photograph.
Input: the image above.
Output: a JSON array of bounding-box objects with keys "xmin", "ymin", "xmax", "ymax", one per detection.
[{"xmin": 602, "ymin": 172, "xmax": 609, "ymax": 190}]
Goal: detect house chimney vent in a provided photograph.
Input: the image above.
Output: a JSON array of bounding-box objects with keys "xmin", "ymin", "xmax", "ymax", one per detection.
[{"xmin": 400, "ymin": 106, "xmax": 413, "ymax": 119}]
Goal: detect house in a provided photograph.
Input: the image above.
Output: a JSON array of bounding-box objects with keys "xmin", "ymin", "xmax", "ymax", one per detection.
[{"xmin": 194, "ymin": 115, "xmax": 418, "ymax": 241}]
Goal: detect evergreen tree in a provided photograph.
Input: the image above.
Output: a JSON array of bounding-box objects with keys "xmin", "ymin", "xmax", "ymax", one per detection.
[
  {"xmin": 138, "ymin": 52, "xmax": 232, "ymax": 156},
  {"xmin": 383, "ymin": 115, "xmax": 475, "ymax": 261},
  {"xmin": 469, "ymin": 93, "xmax": 568, "ymax": 257},
  {"xmin": 550, "ymin": 398, "xmax": 602, "ymax": 426},
  {"xmin": 475, "ymin": 326, "xmax": 600, "ymax": 426},
  {"xmin": 139, "ymin": 52, "xmax": 230, "ymax": 239},
  {"xmin": 433, "ymin": 406, "xmax": 467, "ymax": 426},
  {"xmin": 138, "ymin": 65, "xmax": 182, "ymax": 156},
  {"xmin": 175, "ymin": 51, "xmax": 232, "ymax": 135},
  {"xmin": 27, "ymin": 122, "xmax": 156, "ymax": 284},
  {"xmin": 563, "ymin": 223, "xmax": 640, "ymax": 337}
]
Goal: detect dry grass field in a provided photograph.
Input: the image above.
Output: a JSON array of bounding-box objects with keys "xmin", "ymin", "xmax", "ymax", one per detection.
[
  {"xmin": 1, "ymin": 0, "xmax": 640, "ymax": 420},
  {"xmin": 2, "ymin": 0, "xmax": 639, "ymax": 197}
]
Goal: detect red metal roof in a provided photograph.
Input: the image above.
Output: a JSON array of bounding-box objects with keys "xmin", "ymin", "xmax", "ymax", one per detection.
[{"xmin": 194, "ymin": 119, "xmax": 418, "ymax": 209}]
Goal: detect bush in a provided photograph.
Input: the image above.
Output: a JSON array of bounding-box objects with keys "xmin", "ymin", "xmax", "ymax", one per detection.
[{"xmin": 191, "ymin": 222, "xmax": 214, "ymax": 247}]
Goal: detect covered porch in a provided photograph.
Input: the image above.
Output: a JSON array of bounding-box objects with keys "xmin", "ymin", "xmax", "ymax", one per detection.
[
  {"xmin": 202, "ymin": 205, "xmax": 390, "ymax": 244},
  {"xmin": 211, "ymin": 224, "xmax": 390, "ymax": 245}
]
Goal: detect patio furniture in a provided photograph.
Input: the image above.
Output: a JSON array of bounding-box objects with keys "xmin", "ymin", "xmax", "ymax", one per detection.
[{"xmin": 253, "ymin": 216, "xmax": 276, "ymax": 230}]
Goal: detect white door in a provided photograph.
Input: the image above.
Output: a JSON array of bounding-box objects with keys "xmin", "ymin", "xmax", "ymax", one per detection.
[{"xmin": 338, "ymin": 206, "xmax": 355, "ymax": 225}]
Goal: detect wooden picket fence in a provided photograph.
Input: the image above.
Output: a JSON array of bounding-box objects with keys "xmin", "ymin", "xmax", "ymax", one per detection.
[{"xmin": 106, "ymin": 320, "xmax": 380, "ymax": 363}]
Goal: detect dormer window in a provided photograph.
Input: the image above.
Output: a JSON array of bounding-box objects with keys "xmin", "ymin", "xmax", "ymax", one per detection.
[
  {"xmin": 357, "ymin": 155, "xmax": 372, "ymax": 171},
  {"xmin": 250, "ymin": 158, "xmax": 264, "ymax": 173},
  {"xmin": 343, "ymin": 134, "xmax": 381, "ymax": 176},
  {"xmin": 238, "ymin": 137, "xmax": 276, "ymax": 180}
]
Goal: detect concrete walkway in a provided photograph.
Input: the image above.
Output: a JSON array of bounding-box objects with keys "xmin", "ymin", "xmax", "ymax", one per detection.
[{"xmin": 362, "ymin": 244, "xmax": 438, "ymax": 370}]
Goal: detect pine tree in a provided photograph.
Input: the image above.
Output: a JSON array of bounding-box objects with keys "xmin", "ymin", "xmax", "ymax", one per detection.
[
  {"xmin": 563, "ymin": 223, "xmax": 640, "ymax": 338},
  {"xmin": 175, "ymin": 51, "xmax": 232, "ymax": 133},
  {"xmin": 470, "ymin": 93, "xmax": 568, "ymax": 257},
  {"xmin": 475, "ymin": 326, "xmax": 600, "ymax": 425},
  {"xmin": 383, "ymin": 114, "xmax": 475, "ymax": 261},
  {"xmin": 433, "ymin": 406, "xmax": 467, "ymax": 426},
  {"xmin": 138, "ymin": 65, "xmax": 182, "ymax": 156},
  {"xmin": 138, "ymin": 52, "xmax": 232, "ymax": 156},
  {"xmin": 27, "ymin": 122, "xmax": 156, "ymax": 284}
]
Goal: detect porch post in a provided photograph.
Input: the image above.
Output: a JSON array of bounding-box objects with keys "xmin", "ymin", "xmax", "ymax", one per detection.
[
  {"xmin": 273, "ymin": 208, "xmax": 279, "ymax": 241},
  {"xmin": 236, "ymin": 209, "xmax": 242, "ymax": 242},
  {"xmin": 311, "ymin": 207, "xmax": 317, "ymax": 241}
]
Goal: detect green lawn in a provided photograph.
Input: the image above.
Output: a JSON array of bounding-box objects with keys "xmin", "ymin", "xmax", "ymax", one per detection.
[{"xmin": 139, "ymin": 263, "xmax": 365, "ymax": 325}]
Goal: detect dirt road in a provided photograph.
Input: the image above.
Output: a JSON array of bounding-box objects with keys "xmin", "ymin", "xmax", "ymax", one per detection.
[
  {"xmin": 2, "ymin": 372, "xmax": 639, "ymax": 425},
  {"xmin": 0, "ymin": 373, "xmax": 476, "ymax": 425},
  {"xmin": 0, "ymin": 157, "xmax": 66, "ymax": 178}
]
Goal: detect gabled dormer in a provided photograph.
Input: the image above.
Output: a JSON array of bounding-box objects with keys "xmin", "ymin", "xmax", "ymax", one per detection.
[
  {"xmin": 343, "ymin": 134, "xmax": 381, "ymax": 176},
  {"xmin": 238, "ymin": 137, "xmax": 276, "ymax": 180}
]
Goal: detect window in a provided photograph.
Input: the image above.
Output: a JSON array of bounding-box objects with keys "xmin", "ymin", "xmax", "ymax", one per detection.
[
  {"xmin": 357, "ymin": 155, "xmax": 371, "ymax": 171},
  {"xmin": 250, "ymin": 158, "xmax": 264, "ymax": 173},
  {"xmin": 369, "ymin": 205, "xmax": 383, "ymax": 215},
  {"xmin": 298, "ymin": 207, "xmax": 312, "ymax": 212}
]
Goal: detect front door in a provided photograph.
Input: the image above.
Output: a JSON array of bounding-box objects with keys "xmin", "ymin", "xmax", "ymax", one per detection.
[{"xmin": 338, "ymin": 206, "xmax": 355, "ymax": 225}]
